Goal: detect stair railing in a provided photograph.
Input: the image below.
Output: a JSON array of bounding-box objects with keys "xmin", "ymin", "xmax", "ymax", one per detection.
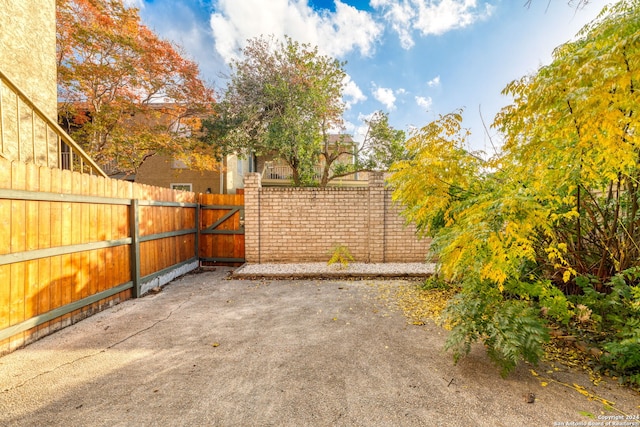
[{"xmin": 0, "ymin": 68, "xmax": 107, "ymax": 177}]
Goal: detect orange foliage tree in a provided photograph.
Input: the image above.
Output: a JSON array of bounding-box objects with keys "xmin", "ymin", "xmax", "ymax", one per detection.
[{"xmin": 56, "ymin": 0, "xmax": 217, "ymax": 175}]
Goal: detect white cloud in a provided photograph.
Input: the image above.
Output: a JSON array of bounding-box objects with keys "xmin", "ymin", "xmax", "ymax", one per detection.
[
  {"xmin": 343, "ymin": 120, "xmax": 360, "ymax": 141},
  {"xmin": 210, "ymin": 0, "xmax": 382, "ymax": 64},
  {"xmin": 342, "ymin": 75, "xmax": 367, "ymax": 110},
  {"xmin": 371, "ymin": 0, "xmax": 416, "ymax": 49},
  {"xmin": 371, "ymin": 0, "xmax": 494, "ymax": 49},
  {"xmin": 350, "ymin": 112, "xmax": 377, "ymax": 142},
  {"xmin": 415, "ymin": 95, "xmax": 433, "ymax": 110},
  {"xmin": 427, "ymin": 75, "xmax": 441, "ymax": 87},
  {"xmin": 123, "ymin": 0, "xmax": 144, "ymax": 9},
  {"xmin": 135, "ymin": 1, "xmax": 224, "ymax": 84},
  {"xmin": 372, "ymin": 85, "xmax": 396, "ymax": 110}
]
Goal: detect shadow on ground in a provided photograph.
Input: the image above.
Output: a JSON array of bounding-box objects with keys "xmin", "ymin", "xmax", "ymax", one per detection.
[{"xmin": 1, "ymin": 268, "xmax": 638, "ymax": 426}]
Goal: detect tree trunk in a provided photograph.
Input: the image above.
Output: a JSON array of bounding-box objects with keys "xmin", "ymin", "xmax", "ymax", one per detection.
[{"xmin": 291, "ymin": 167, "xmax": 301, "ymax": 186}]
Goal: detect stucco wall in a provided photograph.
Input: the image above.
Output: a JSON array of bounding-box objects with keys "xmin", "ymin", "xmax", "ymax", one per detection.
[
  {"xmin": 244, "ymin": 172, "xmax": 431, "ymax": 263},
  {"xmin": 0, "ymin": 0, "xmax": 58, "ymax": 166}
]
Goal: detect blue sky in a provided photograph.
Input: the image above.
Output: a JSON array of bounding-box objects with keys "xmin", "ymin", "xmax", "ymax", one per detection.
[{"xmin": 130, "ymin": 0, "xmax": 610, "ymax": 153}]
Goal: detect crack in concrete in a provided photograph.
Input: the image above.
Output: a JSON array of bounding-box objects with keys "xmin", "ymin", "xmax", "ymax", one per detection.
[{"xmin": 1, "ymin": 299, "xmax": 188, "ymax": 394}]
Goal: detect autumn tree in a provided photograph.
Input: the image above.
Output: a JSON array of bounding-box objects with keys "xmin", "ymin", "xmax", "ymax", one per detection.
[
  {"xmin": 389, "ymin": 0, "xmax": 640, "ymax": 381},
  {"xmin": 202, "ymin": 36, "xmax": 405, "ymax": 186},
  {"xmin": 56, "ymin": 0, "xmax": 216, "ymax": 175}
]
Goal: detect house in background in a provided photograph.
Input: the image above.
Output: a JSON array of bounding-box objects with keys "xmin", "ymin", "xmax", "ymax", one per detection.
[
  {"xmin": 56, "ymin": 93, "xmax": 360, "ymax": 192},
  {"xmin": 134, "ymin": 152, "xmax": 253, "ymax": 194},
  {"xmin": 135, "ymin": 155, "xmax": 222, "ymax": 194},
  {"xmin": 136, "ymin": 132, "xmax": 361, "ymax": 193},
  {"xmin": 57, "ymin": 101, "xmax": 241, "ymax": 192},
  {"xmin": 256, "ymin": 134, "xmax": 368, "ymax": 187}
]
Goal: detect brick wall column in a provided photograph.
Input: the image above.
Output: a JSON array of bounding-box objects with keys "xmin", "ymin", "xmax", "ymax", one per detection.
[
  {"xmin": 368, "ymin": 172, "xmax": 385, "ymax": 262},
  {"xmin": 243, "ymin": 173, "xmax": 261, "ymax": 263}
]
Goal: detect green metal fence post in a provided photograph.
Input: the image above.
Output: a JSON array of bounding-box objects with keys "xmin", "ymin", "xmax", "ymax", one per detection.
[
  {"xmin": 195, "ymin": 199, "xmax": 201, "ymax": 265},
  {"xmin": 130, "ymin": 199, "xmax": 141, "ymax": 297}
]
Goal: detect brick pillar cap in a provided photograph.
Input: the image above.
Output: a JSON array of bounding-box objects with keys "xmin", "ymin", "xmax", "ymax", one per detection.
[{"xmin": 244, "ymin": 172, "xmax": 262, "ymax": 187}]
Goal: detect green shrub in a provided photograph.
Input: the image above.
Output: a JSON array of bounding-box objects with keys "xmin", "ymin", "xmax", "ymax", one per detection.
[
  {"xmin": 444, "ymin": 277, "xmax": 549, "ymax": 377},
  {"xmin": 327, "ymin": 244, "xmax": 354, "ymax": 269},
  {"xmin": 573, "ymin": 268, "xmax": 640, "ymax": 387},
  {"xmin": 421, "ymin": 275, "xmax": 451, "ymax": 291}
]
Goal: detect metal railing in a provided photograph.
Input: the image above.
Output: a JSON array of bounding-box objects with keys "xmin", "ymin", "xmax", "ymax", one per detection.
[
  {"xmin": 263, "ymin": 163, "xmax": 299, "ymax": 180},
  {"xmin": 262, "ymin": 162, "xmax": 363, "ymax": 182},
  {"xmin": 0, "ymin": 69, "xmax": 107, "ymax": 177}
]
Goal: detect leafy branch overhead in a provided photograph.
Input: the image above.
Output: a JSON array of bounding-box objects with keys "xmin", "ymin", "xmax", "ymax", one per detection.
[{"xmin": 202, "ymin": 35, "xmax": 405, "ymax": 187}]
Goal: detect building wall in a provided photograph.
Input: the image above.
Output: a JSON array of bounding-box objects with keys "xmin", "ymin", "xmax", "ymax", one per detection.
[
  {"xmin": 135, "ymin": 155, "xmax": 222, "ymax": 194},
  {"xmin": 0, "ymin": 0, "xmax": 57, "ymax": 120},
  {"xmin": 244, "ymin": 172, "xmax": 431, "ymax": 263},
  {"xmin": 226, "ymin": 154, "xmax": 250, "ymax": 194},
  {"xmin": 0, "ymin": 0, "xmax": 58, "ymax": 167}
]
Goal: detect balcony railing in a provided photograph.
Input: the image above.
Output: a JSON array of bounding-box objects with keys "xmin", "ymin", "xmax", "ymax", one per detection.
[
  {"xmin": 0, "ymin": 69, "xmax": 106, "ymax": 177},
  {"xmin": 262, "ymin": 162, "xmax": 365, "ymax": 184}
]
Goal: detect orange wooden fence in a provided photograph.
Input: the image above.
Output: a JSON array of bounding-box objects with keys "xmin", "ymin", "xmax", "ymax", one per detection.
[
  {"xmin": 199, "ymin": 193, "xmax": 245, "ymax": 266},
  {"xmin": 0, "ymin": 158, "xmax": 199, "ymax": 354}
]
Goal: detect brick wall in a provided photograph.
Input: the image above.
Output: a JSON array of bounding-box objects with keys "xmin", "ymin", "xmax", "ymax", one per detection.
[{"xmin": 244, "ymin": 172, "xmax": 431, "ymax": 263}]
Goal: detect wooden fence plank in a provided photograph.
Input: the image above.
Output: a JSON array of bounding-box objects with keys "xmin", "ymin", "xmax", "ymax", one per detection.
[
  {"xmin": 96, "ymin": 176, "xmax": 106, "ymax": 300},
  {"xmin": 112, "ymin": 180, "xmax": 123, "ymax": 300},
  {"xmin": 200, "ymin": 193, "xmax": 213, "ymax": 260},
  {"xmin": 70, "ymin": 172, "xmax": 83, "ymax": 319},
  {"xmin": 37, "ymin": 166, "xmax": 51, "ymax": 337},
  {"xmin": 0, "ymin": 263, "xmax": 9, "ymax": 353},
  {"xmin": 162, "ymin": 188, "xmax": 170, "ymax": 270},
  {"xmin": 118, "ymin": 181, "xmax": 132, "ymax": 301},
  {"xmin": 10, "ymin": 161, "xmax": 26, "ymax": 350},
  {"xmin": 224, "ymin": 195, "xmax": 235, "ymax": 260},
  {"xmin": 49, "ymin": 167, "xmax": 62, "ymax": 328},
  {"xmin": 60, "ymin": 169, "xmax": 73, "ymax": 326},
  {"xmin": 104, "ymin": 178, "xmax": 115, "ymax": 305},
  {"xmin": 0, "ymin": 159, "xmax": 12, "ymax": 352},
  {"xmin": 111, "ymin": 181, "xmax": 122, "ymax": 299},
  {"xmin": 79, "ymin": 173, "xmax": 90, "ymax": 303},
  {"xmin": 24, "ymin": 163, "xmax": 39, "ymax": 340},
  {"xmin": 156, "ymin": 187, "xmax": 164, "ymax": 272},
  {"xmin": 174, "ymin": 200, "xmax": 183, "ymax": 264},
  {"xmin": 88, "ymin": 174, "xmax": 98, "ymax": 311},
  {"xmin": 149, "ymin": 188, "xmax": 157, "ymax": 276}
]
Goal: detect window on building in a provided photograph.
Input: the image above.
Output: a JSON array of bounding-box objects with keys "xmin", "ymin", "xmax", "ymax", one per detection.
[
  {"xmin": 237, "ymin": 157, "xmax": 244, "ymax": 176},
  {"xmin": 170, "ymin": 183, "xmax": 192, "ymax": 192}
]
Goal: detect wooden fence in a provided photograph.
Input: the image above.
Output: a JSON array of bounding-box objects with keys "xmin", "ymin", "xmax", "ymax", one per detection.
[
  {"xmin": 0, "ymin": 158, "xmax": 199, "ymax": 354},
  {"xmin": 199, "ymin": 193, "xmax": 245, "ymax": 266}
]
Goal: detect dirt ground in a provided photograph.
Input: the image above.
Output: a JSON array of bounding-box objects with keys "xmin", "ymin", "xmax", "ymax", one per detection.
[{"xmin": 1, "ymin": 268, "xmax": 638, "ymax": 426}]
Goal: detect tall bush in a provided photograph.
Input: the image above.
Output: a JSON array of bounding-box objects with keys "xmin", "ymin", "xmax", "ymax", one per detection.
[{"xmin": 389, "ymin": 0, "xmax": 639, "ymax": 381}]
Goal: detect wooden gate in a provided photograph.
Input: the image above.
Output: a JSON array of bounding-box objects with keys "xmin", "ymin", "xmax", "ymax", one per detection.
[{"xmin": 199, "ymin": 193, "xmax": 245, "ymax": 266}]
